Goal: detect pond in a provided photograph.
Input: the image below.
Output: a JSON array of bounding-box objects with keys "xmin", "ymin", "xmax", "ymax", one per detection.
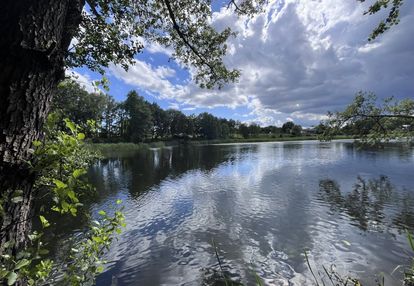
[{"xmin": 74, "ymin": 141, "xmax": 414, "ymax": 285}]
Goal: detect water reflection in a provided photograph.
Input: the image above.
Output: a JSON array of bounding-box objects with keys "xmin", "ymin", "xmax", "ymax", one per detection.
[
  {"xmin": 75, "ymin": 141, "xmax": 414, "ymax": 286},
  {"xmin": 319, "ymin": 176, "xmax": 414, "ymax": 232},
  {"xmin": 89, "ymin": 145, "xmax": 253, "ymax": 198}
]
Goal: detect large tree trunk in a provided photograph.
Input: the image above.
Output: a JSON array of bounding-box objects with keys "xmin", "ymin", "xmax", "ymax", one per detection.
[{"xmin": 0, "ymin": 0, "xmax": 84, "ymax": 260}]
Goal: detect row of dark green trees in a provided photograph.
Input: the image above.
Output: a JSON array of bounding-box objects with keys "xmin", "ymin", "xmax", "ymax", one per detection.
[{"xmin": 52, "ymin": 80, "xmax": 306, "ymax": 143}]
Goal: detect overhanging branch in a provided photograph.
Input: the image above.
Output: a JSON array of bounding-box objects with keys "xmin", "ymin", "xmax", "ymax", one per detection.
[{"xmin": 163, "ymin": 0, "xmax": 217, "ymax": 75}]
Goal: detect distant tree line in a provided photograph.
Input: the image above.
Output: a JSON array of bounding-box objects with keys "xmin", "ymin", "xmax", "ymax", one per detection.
[{"xmin": 51, "ymin": 80, "xmax": 306, "ymax": 143}]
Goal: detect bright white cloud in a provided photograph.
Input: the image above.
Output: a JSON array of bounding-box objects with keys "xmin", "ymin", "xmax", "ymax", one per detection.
[
  {"xmin": 146, "ymin": 41, "xmax": 173, "ymax": 56},
  {"xmin": 110, "ymin": 0, "xmax": 414, "ymax": 127},
  {"xmin": 109, "ymin": 60, "xmax": 188, "ymax": 100},
  {"xmin": 66, "ymin": 70, "xmax": 97, "ymax": 93}
]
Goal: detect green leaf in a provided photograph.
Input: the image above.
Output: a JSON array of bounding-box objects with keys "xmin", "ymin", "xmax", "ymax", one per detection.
[
  {"xmin": 67, "ymin": 190, "xmax": 77, "ymax": 201},
  {"xmin": 116, "ymin": 199, "xmax": 122, "ymax": 205},
  {"xmin": 53, "ymin": 179, "xmax": 67, "ymax": 189},
  {"xmin": 7, "ymin": 272, "xmax": 17, "ymax": 285},
  {"xmin": 70, "ymin": 206, "xmax": 77, "ymax": 216},
  {"xmin": 77, "ymin": 133, "xmax": 85, "ymax": 140},
  {"xmin": 38, "ymin": 249, "xmax": 49, "ymax": 255},
  {"xmin": 11, "ymin": 196, "xmax": 23, "ymax": 204},
  {"xmin": 14, "ymin": 259, "xmax": 30, "ymax": 270},
  {"xmin": 32, "ymin": 140, "xmax": 42, "ymax": 147},
  {"xmin": 92, "ymin": 220, "xmax": 100, "ymax": 226},
  {"xmin": 407, "ymin": 230, "xmax": 414, "ymax": 252},
  {"xmin": 73, "ymin": 169, "xmax": 86, "ymax": 178},
  {"xmin": 254, "ymin": 272, "xmax": 264, "ymax": 286},
  {"xmin": 39, "ymin": 215, "xmax": 50, "ymax": 228},
  {"xmin": 96, "ymin": 265, "xmax": 104, "ymax": 273},
  {"xmin": 65, "ymin": 119, "xmax": 76, "ymax": 132},
  {"xmin": 98, "ymin": 210, "xmax": 106, "ymax": 216},
  {"xmin": 0, "ymin": 269, "xmax": 8, "ymax": 279},
  {"xmin": 3, "ymin": 241, "xmax": 11, "ymax": 249}
]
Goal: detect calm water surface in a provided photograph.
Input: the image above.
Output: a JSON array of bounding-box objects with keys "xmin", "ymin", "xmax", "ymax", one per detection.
[{"xmin": 82, "ymin": 141, "xmax": 414, "ymax": 285}]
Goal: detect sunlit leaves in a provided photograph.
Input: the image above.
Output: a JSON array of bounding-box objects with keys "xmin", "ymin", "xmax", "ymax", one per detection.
[
  {"xmin": 63, "ymin": 207, "xmax": 126, "ymax": 285},
  {"xmin": 6, "ymin": 272, "xmax": 17, "ymax": 286},
  {"xmin": 53, "ymin": 179, "xmax": 67, "ymax": 189},
  {"xmin": 14, "ymin": 260, "xmax": 30, "ymax": 271},
  {"xmin": 77, "ymin": 133, "xmax": 85, "ymax": 140},
  {"xmin": 39, "ymin": 216, "xmax": 50, "ymax": 228},
  {"xmin": 1, "ymin": 117, "xmax": 125, "ymax": 285},
  {"xmin": 72, "ymin": 169, "xmax": 86, "ymax": 179}
]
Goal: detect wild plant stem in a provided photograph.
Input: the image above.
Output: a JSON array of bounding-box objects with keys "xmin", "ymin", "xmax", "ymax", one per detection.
[{"xmin": 304, "ymin": 250, "xmax": 320, "ymax": 286}]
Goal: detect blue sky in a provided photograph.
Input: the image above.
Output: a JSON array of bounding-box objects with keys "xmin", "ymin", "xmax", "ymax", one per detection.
[{"xmin": 71, "ymin": 0, "xmax": 414, "ymax": 127}]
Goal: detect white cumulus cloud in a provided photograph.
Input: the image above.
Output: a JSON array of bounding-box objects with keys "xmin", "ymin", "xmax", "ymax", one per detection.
[{"xmin": 110, "ymin": 0, "xmax": 414, "ymax": 127}]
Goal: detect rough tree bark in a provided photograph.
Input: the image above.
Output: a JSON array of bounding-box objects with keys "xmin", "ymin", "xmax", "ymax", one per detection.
[{"xmin": 0, "ymin": 0, "xmax": 84, "ymax": 259}]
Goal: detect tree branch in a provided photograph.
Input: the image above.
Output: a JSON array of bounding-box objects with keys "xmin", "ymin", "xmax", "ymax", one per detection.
[
  {"xmin": 162, "ymin": 0, "xmax": 216, "ymax": 74},
  {"xmin": 227, "ymin": 0, "xmax": 247, "ymax": 14},
  {"xmin": 335, "ymin": 113, "xmax": 413, "ymax": 130},
  {"xmin": 355, "ymin": 114, "xmax": 414, "ymax": 120}
]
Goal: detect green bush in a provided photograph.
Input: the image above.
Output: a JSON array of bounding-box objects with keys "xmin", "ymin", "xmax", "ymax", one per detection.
[{"xmin": 0, "ymin": 115, "xmax": 125, "ymax": 285}]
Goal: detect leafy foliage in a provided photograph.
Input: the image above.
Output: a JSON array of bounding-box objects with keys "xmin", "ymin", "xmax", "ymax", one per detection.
[
  {"xmin": 320, "ymin": 91, "xmax": 414, "ymax": 145},
  {"xmin": 358, "ymin": 0, "xmax": 404, "ymax": 41},
  {"xmin": 52, "ymin": 83, "xmax": 307, "ymax": 143},
  {"xmin": 51, "ymin": 80, "xmax": 107, "ymax": 132},
  {"xmin": 281, "ymin": 122, "xmax": 302, "ymax": 137},
  {"xmin": 66, "ymin": 0, "xmax": 266, "ymax": 88},
  {"xmin": 123, "ymin": 91, "xmax": 153, "ymax": 143},
  {"xmin": 61, "ymin": 204, "xmax": 125, "ymax": 285},
  {"xmin": 0, "ymin": 116, "xmax": 125, "ymax": 285}
]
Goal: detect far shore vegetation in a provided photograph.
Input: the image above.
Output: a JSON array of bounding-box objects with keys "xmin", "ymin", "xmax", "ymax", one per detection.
[
  {"xmin": 89, "ymin": 135, "xmax": 355, "ymax": 157},
  {"xmin": 54, "ymin": 81, "xmax": 363, "ymax": 151}
]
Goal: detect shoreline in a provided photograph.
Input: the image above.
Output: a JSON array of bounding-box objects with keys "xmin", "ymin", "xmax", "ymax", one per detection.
[{"xmin": 87, "ymin": 135, "xmax": 354, "ymax": 157}]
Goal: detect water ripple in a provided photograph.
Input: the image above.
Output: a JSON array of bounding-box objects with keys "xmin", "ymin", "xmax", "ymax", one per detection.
[{"xmin": 86, "ymin": 142, "xmax": 414, "ymax": 286}]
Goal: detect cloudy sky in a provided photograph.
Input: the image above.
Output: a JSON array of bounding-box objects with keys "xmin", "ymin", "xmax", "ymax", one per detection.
[{"xmin": 72, "ymin": 0, "xmax": 414, "ymax": 127}]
